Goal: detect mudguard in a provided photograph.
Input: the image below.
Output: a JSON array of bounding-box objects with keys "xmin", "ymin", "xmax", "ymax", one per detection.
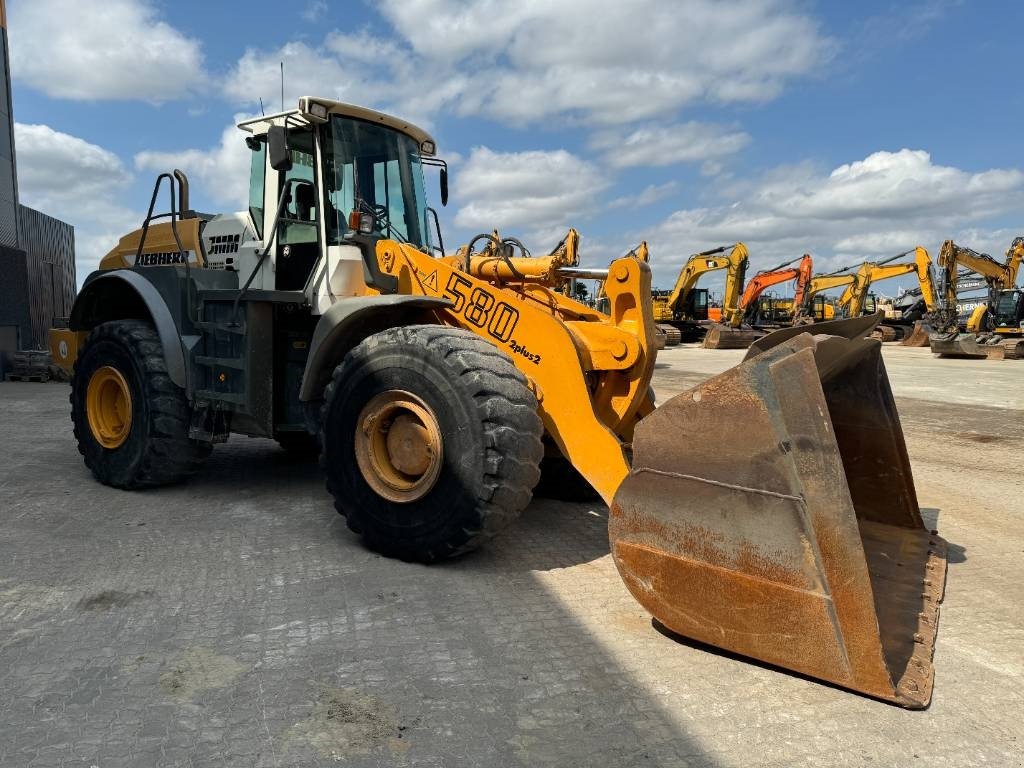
[
  {"xmin": 70, "ymin": 269, "xmax": 188, "ymax": 388},
  {"xmin": 298, "ymin": 295, "xmax": 452, "ymax": 401}
]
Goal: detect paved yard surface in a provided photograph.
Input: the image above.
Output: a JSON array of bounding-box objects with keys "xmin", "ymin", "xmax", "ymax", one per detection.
[{"xmin": 1, "ymin": 345, "xmax": 1021, "ymax": 767}]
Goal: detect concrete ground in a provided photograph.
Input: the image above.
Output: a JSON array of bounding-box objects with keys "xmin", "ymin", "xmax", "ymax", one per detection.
[{"xmin": 1, "ymin": 345, "xmax": 1021, "ymax": 767}]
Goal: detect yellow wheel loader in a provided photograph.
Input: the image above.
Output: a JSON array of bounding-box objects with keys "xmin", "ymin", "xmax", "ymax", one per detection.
[{"xmin": 50, "ymin": 99, "xmax": 946, "ymax": 707}]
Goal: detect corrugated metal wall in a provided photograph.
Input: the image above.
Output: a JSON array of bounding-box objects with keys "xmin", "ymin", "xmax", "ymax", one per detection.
[
  {"xmin": 0, "ymin": 8, "xmax": 20, "ymax": 249},
  {"xmin": 18, "ymin": 205, "xmax": 76, "ymax": 348}
]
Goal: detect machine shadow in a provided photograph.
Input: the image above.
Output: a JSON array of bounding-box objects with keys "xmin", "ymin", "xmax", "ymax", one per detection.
[{"xmin": 920, "ymin": 507, "xmax": 967, "ymax": 564}]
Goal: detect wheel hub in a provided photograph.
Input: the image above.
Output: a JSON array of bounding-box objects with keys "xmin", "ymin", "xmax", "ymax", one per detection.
[
  {"xmin": 86, "ymin": 365, "xmax": 133, "ymax": 449},
  {"xmin": 355, "ymin": 390, "xmax": 443, "ymax": 503}
]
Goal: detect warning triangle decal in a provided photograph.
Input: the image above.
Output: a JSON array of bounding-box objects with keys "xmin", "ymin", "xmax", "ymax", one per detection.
[{"xmin": 422, "ymin": 270, "xmax": 439, "ymax": 292}]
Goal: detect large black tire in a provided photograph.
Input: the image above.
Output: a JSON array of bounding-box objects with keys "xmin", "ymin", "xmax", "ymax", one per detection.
[
  {"xmin": 320, "ymin": 325, "xmax": 543, "ymax": 562},
  {"xmin": 71, "ymin": 319, "xmax": 211, "ymax": 489}
]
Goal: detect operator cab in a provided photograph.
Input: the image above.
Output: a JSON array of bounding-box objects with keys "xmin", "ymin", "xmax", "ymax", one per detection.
[
  {"xmin": 239, "ymin": 98, "xmax": 447, "ymax": 302},
  {"xmin": 993, "ymin": 288, "xmax": 1024, "ymax": 328}
]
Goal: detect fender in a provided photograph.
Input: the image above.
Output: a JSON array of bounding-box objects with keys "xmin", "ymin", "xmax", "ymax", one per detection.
[
  {"xmin": 70, "ymin": 269, "xmax": 189, "ymax": 389},
  {"xmin": 299, "ymin": 295, "xmax": 451, "ymax": 401}
]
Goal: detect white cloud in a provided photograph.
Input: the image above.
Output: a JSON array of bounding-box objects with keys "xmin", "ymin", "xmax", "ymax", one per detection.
[
  {"xmin": 221, "ymin": 1, "xmax": 830, "ymax": 128},
  {"xmin": 376, "ymin": 0, "xmax": 832, "ymax": 125},
  {"xmin": 8, "ymin": 0, "xmax": 204, "ymax": 102},
  {"xmin": 14, "ymin": 124, "xmax": 139, "ymax": 281},
  {"xmin": 302, "ymin": 0, "xmax": 328, "ymax": 23},
  {"xmin": 593, "ymin": 122, "xmax": 750, "ymax": 168},
  {"xmin": 641, "ymin": 149, "xmax": 1024, "ymax": 287},
  {"xmin": 608, "ymin": 182, "xmax": 678, "ymax": 210},
  {"xmin": 452, "ymin": 147, "xmax": 609, "ymax": 241},
  {"xmin": 134, "ymin": 122, "xmax": 253, "ymax": 209}
]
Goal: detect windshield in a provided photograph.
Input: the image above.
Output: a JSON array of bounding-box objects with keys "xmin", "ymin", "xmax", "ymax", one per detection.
[
  {"xmin": 323, "ymin": 116, "xmax": 433, "ymax": 250},
  {"xmin": 994, "ymin": 290, "xmax": 1022, "ymax": 323}
]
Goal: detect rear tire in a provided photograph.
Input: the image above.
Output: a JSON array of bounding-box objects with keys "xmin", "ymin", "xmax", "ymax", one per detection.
[
  {"xmin": 71, "ymin": 319, "xmax": 211, "ymax": 489},
  {"xmin": 320, "ymin": 325, "xmax": 543, "ymax": 562}
]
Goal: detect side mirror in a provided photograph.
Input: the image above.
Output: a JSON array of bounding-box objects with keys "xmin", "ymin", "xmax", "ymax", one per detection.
[
  {"xmin": 267, "ymin": 126, "xmax": 292, "ymax": 172},
  {"xmin": 439, "ymin": 167, "xmax": 449, "ymax": 207}
]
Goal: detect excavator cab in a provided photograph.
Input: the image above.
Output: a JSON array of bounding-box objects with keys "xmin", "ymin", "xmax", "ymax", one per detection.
[{"xmin": 993, "ymin": 288, "xmax": 1024, "ymax": 328}]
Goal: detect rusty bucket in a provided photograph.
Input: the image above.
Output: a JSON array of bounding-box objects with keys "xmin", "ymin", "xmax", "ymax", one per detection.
[
  {"xmin": 901, "ymin": 320, "xmax": 932, "ymax": 347},
  {"xmin": 610, "ymin": 315, "xmax": 947, "ymax": 708}
]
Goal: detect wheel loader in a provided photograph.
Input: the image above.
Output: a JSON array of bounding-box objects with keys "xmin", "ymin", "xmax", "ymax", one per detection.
[{"xmin": 49, "ymin": 98, "xmax": 947, "ymax": 707}]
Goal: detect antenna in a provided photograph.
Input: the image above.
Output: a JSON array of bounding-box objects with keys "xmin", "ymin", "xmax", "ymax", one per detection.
[
  {"xmin": 258, "ymin": 97, "xmax": 265, "ymax": 116},
  {"xmin": 280, "ymin": 61, "xmax": 285, "ymax": 112}
]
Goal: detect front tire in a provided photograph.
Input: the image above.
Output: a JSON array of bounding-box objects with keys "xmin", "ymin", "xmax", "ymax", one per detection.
[
  {"xmin": 71, "ymin": 319, "xmax": 210, "ymax": 489},
  {"xmin": 320, "ymin": 325, "xmax": 543, "ymax": 562}
]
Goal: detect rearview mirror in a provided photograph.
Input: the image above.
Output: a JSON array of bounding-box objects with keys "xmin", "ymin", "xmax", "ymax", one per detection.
[
  {"xmin": 440, "ymin": 167, "xmax": 449, "ymax": 207},
  {"xmin": 267, "ymin": 126, "xmax": 292, "ymax": 172}
]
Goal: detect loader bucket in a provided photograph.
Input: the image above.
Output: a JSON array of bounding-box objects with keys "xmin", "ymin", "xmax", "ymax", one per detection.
[
  {"xmin": 702, "ymin": 323, "xmax": 766, "ymax": 350},
  {"xmin": 901, "ymin": 321, "xmax": 933, "ymax": 347},
  {"xmin": 610, "ymin": 315, "xmax": 947, "ymax": 708}
]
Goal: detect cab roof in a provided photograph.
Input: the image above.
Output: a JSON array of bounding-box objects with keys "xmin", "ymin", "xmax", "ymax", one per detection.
[{"xmin": 237, "ymin": 97, "xmax": 437, "ymax": 156}]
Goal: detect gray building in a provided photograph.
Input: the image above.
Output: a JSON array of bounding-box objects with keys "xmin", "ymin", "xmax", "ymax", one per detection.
[{"xmin": 0, "ymin": 0, "xmax": 78, "ymax": 372}]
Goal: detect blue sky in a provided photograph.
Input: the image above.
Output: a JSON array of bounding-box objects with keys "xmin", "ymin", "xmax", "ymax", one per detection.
[{"xmin": 8, "ymin": 0, "xmax": 1024, "ymax": 294}]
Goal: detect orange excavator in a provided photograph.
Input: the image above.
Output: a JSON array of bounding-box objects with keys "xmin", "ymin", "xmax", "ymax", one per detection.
[
  {"xmin": 740, "ymin": 253, "xmax": 814, "ymax": 326},
  {"xmin": 703, "ymin": 254, "xmax": 813, "ymax": 348}
]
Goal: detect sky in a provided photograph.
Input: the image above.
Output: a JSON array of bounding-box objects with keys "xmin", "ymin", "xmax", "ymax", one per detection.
[{"xmin": 7, "ymin": 0, "xmax": 1024, "ymax": 295}]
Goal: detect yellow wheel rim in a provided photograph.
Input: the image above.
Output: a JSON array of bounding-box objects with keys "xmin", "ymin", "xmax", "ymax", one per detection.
[
  {"xmin": 86, "ymin": 365, "xmax": 133, "ymax": 449},
  {"xmin": 354, "ymin": 390, "xmax": 444, "ymax": 504}
]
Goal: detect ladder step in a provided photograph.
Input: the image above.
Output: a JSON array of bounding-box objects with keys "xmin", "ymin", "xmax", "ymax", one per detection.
[
  {"xmin": 194, "ymin": 320, "xmax": 246, "ymax": 335},
  {"xmin": 194, "ymin": 356, "xmax": 246, "ymax": 370},
  {"xmin": 193, "ymin": 390, "xmax": 246, "ymax": 405}
]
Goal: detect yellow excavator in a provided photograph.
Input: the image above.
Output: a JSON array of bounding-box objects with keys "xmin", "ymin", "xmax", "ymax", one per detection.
[
  {"xmin": 49, "ymin": 98, "xmax": 946, "ymax": 708},
  {"xmin": 837, "ymin": 248, "xmax": 937, "ymax": 342},
  {"xmin": 794, "ymin": 273, "xmax": 854, "ymax": 323},
  {"xmin": 793, "ymin": 249, "xmax": 936, "ymax": 342},
  {"xmin": 653, "ymin": 243, "xmax": 748, "ymax": 345},
  {"xmin": 929, "ymin": 238, "xmax": 1024, "ymax": 358}
]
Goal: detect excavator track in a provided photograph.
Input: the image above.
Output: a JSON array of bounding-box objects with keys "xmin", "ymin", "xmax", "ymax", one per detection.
[
  {"xmin": 657, "ymin": 324, "xmax": 683, "ymax": 346},
  {"xmin": 997, "ymin": 337, "xmax": 1024, "ymax": 359}
]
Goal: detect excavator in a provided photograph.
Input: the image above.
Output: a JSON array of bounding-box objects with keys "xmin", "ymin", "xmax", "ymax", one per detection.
[
  {"xmin": 929, "ymin": 238, "xmax": 1024, "ymax": 358},
  {"xmin": 794, "ymin": 272, "xmax": 856, "ymax": 323},
  {"xmin": 792, "ymin": 249, "xmax": 936, "ymax": 342},
  {"xmin": 48, "ymin": 97, "xmax": 946, "ymax": 707},
  {"xmin": 702, "ymin": 254, "xmax": 813, "ymax": 348},
  {"xmin": 836, "ymin": 248, "xmax": 937, "ymax": 342},
  {"xmin": 653, "ymin": 243, "xmax": 748, "ymax": 345}
]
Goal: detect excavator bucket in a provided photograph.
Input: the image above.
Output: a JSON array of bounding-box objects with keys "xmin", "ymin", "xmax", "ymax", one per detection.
[
  {"xmin": 701, "ymin": 323, "xmax": 766, "ymax": 350},
  {"xmin": 610, "ymin": 314, "xmax": 947, "ymax": 708},
  {"xmin": 929, "ymin": 332, "xmax": 1003, "ymax": 359},
  {"xmin": 901, "ymin": 321, "xmax": 933, "ymax": 347}
]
